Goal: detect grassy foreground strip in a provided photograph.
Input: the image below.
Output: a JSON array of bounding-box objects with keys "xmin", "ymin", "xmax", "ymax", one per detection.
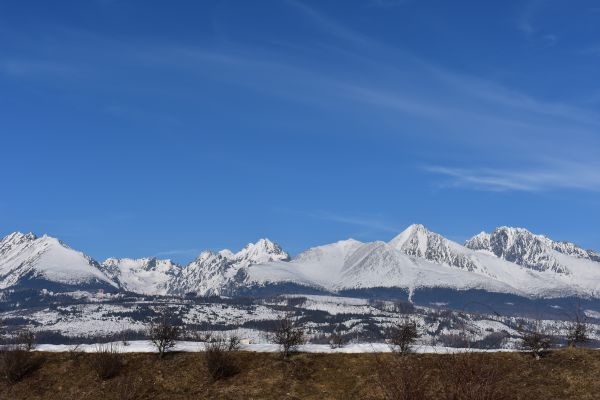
[{"xmin": 0, "ymin": 348, "xmax": 599, "ymax": 399}]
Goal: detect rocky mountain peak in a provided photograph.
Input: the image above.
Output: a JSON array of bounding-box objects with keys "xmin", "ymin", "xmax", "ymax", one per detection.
[{"xmin": 465, "ymin": 227, "xmax": 571, "ymax": 274}]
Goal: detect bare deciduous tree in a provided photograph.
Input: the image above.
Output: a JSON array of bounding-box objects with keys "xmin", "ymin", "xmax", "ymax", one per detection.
[
  {"xmin": 271, "ymin": 314, "xmax": 305, "ymax": 358},
  {"xmin": 519, "ymin": 322, "xmax": 553, "ymax": 360},
  {"xmin": 328, "ymin": 324, "xmax": 348, "ymax": 349},
  {"xmin": 566, "ymin": 308, "xmax": 588, "ymax": 348},
  {"xmin": 388, "ymin": 319, "xmax": 420, "ymax": 355},
  {"xmin": 16, "ymin": 329, "xmax": 35, "ymax": 352},
  {"xmin": 148, "ymin": 309, "xmax": 180, "ymax": 359}
]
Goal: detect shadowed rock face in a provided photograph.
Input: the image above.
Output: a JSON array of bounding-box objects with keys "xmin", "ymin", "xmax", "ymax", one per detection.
[
  {"xmin": 389, "ymin": 224, "xmax": 484, "ymax": 273},
  {"xmin": 465, "ymin": 227, "xmax": 600, "ymax": 274},
  {"xmin": 490, "ymin": 228, "xmax": 567, "ymax": 274},
  {"xmin": 550, "ymin": 241, "xmax": 600, "ymax": 263}
]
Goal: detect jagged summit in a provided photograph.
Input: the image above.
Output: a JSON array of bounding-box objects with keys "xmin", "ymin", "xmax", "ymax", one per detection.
[
  {"xmin": 100, "ymin": 257, "xmax": 181, "ymax": 295},
  {"xmin": 1, "ymin": 227, "xmax": 599, "ymax": 299},
  {"xmin": 168, "ymin": 238, "xmax": 290, "ymax": 296},
  {"xmin": 465, "ymin": 226, "xmax": 600, "ymax": 274},
  {"xmin": 389, "ymin": 224, "xmax": 486, "ymax": 273},
  {"xmin": 234, "ymin": 238, "xmax": 290, "ymax": 265}
]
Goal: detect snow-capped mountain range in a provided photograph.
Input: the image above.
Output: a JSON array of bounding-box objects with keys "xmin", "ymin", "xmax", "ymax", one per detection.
[{"xmin": 1, "ymin": 225, "xmax": 599, "ymax": 300}]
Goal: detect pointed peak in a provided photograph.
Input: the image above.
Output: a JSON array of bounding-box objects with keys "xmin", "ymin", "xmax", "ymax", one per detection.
[
  {"xmin": 2, "ymin": 231, "xmax": 37, "ymax": 243},
  {"xmin": 244, "ymin": 238, "xmax": 279, "ymax": 250},
  {"xmin": 236, "ymin": 238, "xmax": 289, "ymax": 263},
  {"xmin": 389, "ymin": 224, "xmax": 437, "ymax": 248},
  {"xmin": 239, "ymin": 238, "xmax": 285, "ymax": 255},
  {"xmin": 404, "ymin": 223, "xmax": 428, "ymax": 233}
]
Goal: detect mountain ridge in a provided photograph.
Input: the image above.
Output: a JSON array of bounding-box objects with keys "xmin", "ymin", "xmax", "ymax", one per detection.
[{"xmin": 1, "ymin": 226, "xmax": 599, "ymax": 299}]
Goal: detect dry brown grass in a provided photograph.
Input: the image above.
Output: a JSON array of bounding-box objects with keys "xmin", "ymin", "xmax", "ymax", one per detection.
[{"xmin": 0, "ymin": 348, "xmax": 598, "ymax": 400}]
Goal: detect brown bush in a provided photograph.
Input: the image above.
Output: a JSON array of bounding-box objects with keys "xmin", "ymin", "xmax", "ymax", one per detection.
[
  {"xmin": 375, "ymin": 354, "xmax": 432, "ymax": 400},
  {"xmin": 89, "ymin": 344, "xmax": 124, "ymax": 380},
  {"xmin": 0, "ymin": 347, "xmax": 42, "ymax": 383},
  {"xmin": 436, "ymin": 352, "xmax": 510, "ymax": 400},
  {"xmin": 204, "ymin": 335, "xmax": 241, "ymax": 381},
  {"xmin": 15, "ymin": 329, "xmax": 36, "ymax": 351},
  {"xmin": 329, "ymin": 332, "xmax": 349, "ymax": 349}
]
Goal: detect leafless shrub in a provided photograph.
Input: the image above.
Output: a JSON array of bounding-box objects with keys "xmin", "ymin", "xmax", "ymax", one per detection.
[
  {"xmin": 388, "ymin": 319, "xmax": 420, "ymax": 355},
  {"xmin": 148, "ymin": 309, "xmax": 180, "ymax": 359},
  {"xmin": 519, "ymin": 322, "xmax": 553, "ymax": 359},
  {"xmin": 204, "ymin": 335, "xmax": 241, "ymax": 381},
  {"xmin": 329, "ymin": 332, "xmax": 349, "ymax": 349},
  {"xmin": 271, "ymin": 314, "xmax": 305, "ymax": 358},
  {"xmin": 0, "ymin": 346, "xmax": 42, "ymax": 383},
  {"xmin": 15, "ymin": 328, "xmax": 36, "ymax": 351},
  {"xmin": 566, "ymin": 308, "xmax": 588, "ymax": 348},
  {"xmin": 89, "ymin": 344, "xmax": 124, "ymax": 380},
  {"xmin": 437, "ymin": 352, "xmax": 509, "ymax": 400},
  {"xmin": 120, "ymin": 329, "xmax": 130, "ymax": 347},
  {"xmin": 67, "ymin": 343, "xmax": 84, "ymax": 363},
  {"xmin": 226, "ymin": 334, "xmax": 241, "ymax": 351},
  {"xmin": 375, "ymin": 354, "xmax": 431, "ymax": 400}
]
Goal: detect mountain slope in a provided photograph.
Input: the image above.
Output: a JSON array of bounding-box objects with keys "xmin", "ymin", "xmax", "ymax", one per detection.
[
  {"xmin": 465, "ymin": 227, "xmax": 600, "ymax": 297},
  {"xmin": 0, "ymin": 232, "xmax": 116, "ymax": 290},
  {"xmin": 465, "ymin": 227, "xmax": 600, "ymax": 274},
  {"xmin": 246, "ymin": 239, "xmax": 363, "ymax": 289},
  {"xmin": 389, "ymin": 224, "xmax": 489, "ymax": 274},
  {"xmin": 1, "ymin": 227, "xmax": 599, "ymax": 300},
  {"xmin": 170, "ymin": 239, "xmax": 290, "ymax": 296},
  {"xmin": 100, "ymin": 257, "xmax": 181, "ymax": 295}
]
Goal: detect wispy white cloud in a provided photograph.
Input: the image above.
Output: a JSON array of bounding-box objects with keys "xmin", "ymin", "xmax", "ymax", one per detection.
[
  {"xmin": 285, "ymin": 0, "xmax": 374, "ymax": 46},
  {"xmin": 425, "ymin": 162, "xmax": 600, "ymax": 192},
  {"xmin": 515, "ymin": 0, "xmax": 558, "ymax": 47},
  {"xmin": 3, "ymin": 1, "xmax": 599, "ymax": 196},
  {"xmin": 579, "ymin": 45, "xmax": 600, "ymax": 56}
]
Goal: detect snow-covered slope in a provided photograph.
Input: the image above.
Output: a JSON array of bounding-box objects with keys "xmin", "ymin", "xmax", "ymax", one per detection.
[
  {"xmin": 465, "ymin": 227, "xmax": 600, "ymax": 274},
  {"xmin": 1, "ymin": 226, "xmax": 599, "ymax": 300},
  {"xmin": 247, "ymin": 230, "xmax": 578, "ymax": 298},
  {"xmin": 337, "ymin": 241, "xmax": 519, "ymax": 295},
  {"xmin": 389, "ymin": 224, "xmax": 489, "ymax": 274},
  {"xmin": 246, "ymin": 239, "xmax": 363, "ymax": 290},
  {"xmin": 0, "ymin": 232, "xmax": 116, "ymax": 290},
  {"xmin": 100, "ymin": 257, "xmax": 181, "ymax": 295},
  {"xmin": 170, "ymin": 239, "xmax": 290, "ymax": 296}
]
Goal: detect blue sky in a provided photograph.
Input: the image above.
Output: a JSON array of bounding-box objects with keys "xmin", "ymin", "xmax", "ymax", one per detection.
[{"xmin": 1, "ymin": 0, "xmax": 600, "ymax": 262}]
